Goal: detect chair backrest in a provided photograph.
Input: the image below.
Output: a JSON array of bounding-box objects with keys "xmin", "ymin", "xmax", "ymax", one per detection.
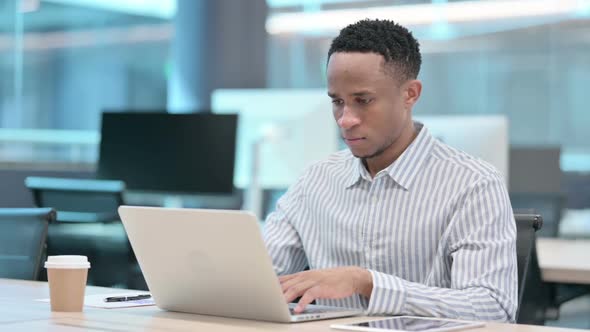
[
  {"xmin": 0, "ymin": 208, "xmax": 56, "ymax": 280},
  {"xmin": 511, "ymin": 192, "xmax": 565, "ymax": 237},
  {"xmin": 25, "ymin": 177, "xmax": 125, "ymax": 223},
  {"xmin": 515, "ymin": 213, "xmax": 549, "ymax": 325}
]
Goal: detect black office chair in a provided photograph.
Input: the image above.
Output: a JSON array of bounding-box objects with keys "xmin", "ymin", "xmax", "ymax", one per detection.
[
  {"xmin": 0, "ymin": 208, "xmax": 56, "ymax": 280},
  {"xmin": 515, "ymin": 213, "xmax": 551, "ymax": 325},
  {"xmin": 25, "ymin": 176, "xmax": 124, "ymax": 223},
  {"xmin": 24, "ymin": 176, "xmax": 137, "ymax": 288},
  {"xmin": 510, "ymin": 192, "xmax": 565, "ymax": 238}
]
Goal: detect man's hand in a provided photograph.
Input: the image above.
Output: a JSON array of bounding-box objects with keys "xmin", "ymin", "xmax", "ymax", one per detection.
[{"xmin": 279, "ymin": 266, "xmax": 373, "ymax": 314}]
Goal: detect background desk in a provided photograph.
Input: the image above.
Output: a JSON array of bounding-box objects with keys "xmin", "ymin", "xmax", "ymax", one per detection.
[
  {"xmin": 0, "ymin": 279, "xmax": 586, "ymax": 332},
  {"xmin": 537, "ymin": 239, "xmax": 590, "ymax": 284}
]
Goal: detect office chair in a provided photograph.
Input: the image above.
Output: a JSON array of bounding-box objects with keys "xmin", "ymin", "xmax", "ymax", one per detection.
[
  {"xmin": 511, "ymin": 192, "xmax": 565, "ymax": 238},
  {"xmin": 515, "ymin": 213, "xmax": 552, "ymax": 325},
  {"xmin": 0, "ymin": 208, "xmax": 56, "ymax": 280},
  {"xmin": 25, "ymin": 177, "xmax": 124, "ymax": 223},
  {"xmin": 25, "ymin": 176, "xmax": 137, "ymax": 288}
]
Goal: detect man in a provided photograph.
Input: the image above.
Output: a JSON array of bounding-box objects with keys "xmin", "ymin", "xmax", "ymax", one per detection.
[{"xmin": 263, "ymin": 19, "xmax": 517, "ymax": 322}]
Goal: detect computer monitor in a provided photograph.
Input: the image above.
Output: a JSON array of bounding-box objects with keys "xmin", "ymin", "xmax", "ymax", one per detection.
[
  {"xmin": 414, "ymin": 115, "xmax": 509, "ymax": 184},
  {"xmin": 509, "ymin": 146, "xmax": 561, "ymax": 193},
  {"xmin": 211, "ymin": 89, "xmax": 339, "ymax": 189},
  {"xmin": 97, "ymin": 112, "xmax": 238, "ymax": 194}
]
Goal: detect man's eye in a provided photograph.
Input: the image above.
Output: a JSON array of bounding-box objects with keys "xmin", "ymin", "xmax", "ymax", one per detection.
[
  {"xmin": 332, "ymin": 99, "xmax": 343, "ymax": 105},
  {"xmin": 358, "ymin": 98, "xmax": 372, "ymax": 105}
]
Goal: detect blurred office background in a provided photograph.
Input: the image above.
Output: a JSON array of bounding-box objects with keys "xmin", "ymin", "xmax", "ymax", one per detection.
[{"xmin": 1, "ymin": 0, "xmax": 590, "ymax": 327}]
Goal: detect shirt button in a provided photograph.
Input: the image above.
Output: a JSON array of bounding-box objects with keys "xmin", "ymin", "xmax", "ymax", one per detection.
[{"xmin": 372, "ymin": 196, "xmax": 378, "ymax": 202}]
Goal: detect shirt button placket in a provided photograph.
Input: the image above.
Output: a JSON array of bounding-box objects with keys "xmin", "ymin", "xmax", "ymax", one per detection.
[{"xmin": 366, "ymin": 179, "xmax": 380, "ymax": 269}]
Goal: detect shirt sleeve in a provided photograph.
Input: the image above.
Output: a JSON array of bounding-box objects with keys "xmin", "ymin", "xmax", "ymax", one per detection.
[
  {"xmin": 366, "ymin": 174, "xmax": 518, "ymax": 322},
  {"xmin": 262, "ymin": 173, "xmax": 309, "ymax": 276}
]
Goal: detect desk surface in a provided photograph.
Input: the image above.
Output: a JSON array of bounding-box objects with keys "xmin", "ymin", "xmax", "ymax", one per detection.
[
  {"xmin": 0, "ymin": 279, "xmax": 585, "ymax": 332},
  {"xmin": 537, "ymin": 238, "xmax": 590, "ymax": 284}
]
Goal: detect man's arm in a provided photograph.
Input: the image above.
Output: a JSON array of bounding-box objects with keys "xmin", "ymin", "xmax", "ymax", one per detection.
[
  {"xmin": 283, "ymin": 175, "xmax": 518, "ymax": 322},
  {"xmin": 366, "ymin": 175, "xmax": 517, "ymax": 321},
  {"xmin": 263, "ymin": 175, "xmax": 308, "ymax": 276}
]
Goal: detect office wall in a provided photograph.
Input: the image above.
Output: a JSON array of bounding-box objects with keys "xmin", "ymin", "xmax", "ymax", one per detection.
[
  {"xmin": 0, "ymin": 0, "xmax": 267, "ymax": 167},
  {"xmin": 168, "ymin": 0, "xmax": 268, "ymax": 111},
  {"xmin": 0, "ymin": 1, "xmax": 170, "ymax": 132},
  {"xmin": 1, "ymin": 0, "xmax": 268, "ymax": 131}
]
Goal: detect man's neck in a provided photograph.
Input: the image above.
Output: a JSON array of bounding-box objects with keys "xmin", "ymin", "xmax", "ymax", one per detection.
[{"xmin": 364, "ymin": 122, "xmax": 418, "ymax": 178}]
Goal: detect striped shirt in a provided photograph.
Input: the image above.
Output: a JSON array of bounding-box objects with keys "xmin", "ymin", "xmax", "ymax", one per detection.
[{"xmin": 263, "ymin": 122, "xmax": 517, "ymax": 322}]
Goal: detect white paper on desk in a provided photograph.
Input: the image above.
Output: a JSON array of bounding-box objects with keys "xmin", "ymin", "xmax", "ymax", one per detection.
[{"xmin": 35, "ymin": 292, "xmax": 155, "ymax": 309}]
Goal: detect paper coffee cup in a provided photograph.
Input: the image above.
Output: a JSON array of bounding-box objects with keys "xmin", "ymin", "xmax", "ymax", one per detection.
[{"xmin": 45, "ymin": 255, "xmax": 91, "ymax": 312}]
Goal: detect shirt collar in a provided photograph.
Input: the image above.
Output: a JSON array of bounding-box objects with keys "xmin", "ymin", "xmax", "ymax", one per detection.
[{"xmin": 344, "ymin": 121, "xmax": 435, "ymax": 191}]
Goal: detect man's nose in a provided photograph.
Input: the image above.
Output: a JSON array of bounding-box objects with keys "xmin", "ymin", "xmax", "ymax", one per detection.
[{"xmin": 337, "ymin": 107, "xmax": 360, "ymax": 130}]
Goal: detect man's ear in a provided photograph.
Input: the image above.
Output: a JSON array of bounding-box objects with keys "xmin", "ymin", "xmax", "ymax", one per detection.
[{"xmin": 404, "ymin": 79, "xmax": 422, "ymax": 108}]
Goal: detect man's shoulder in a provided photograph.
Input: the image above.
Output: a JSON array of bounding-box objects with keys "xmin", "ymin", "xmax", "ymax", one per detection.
[
  {"xmin": 311, "ymin": 149, "xmax": 354, "ymax": 168},
  {"xmin": 301, "ymin": 149, "xmax": 355, "ymax": 176},
  {"xmin": 430, "ymin": 139, "xmax": 505, "ymax": 184}
]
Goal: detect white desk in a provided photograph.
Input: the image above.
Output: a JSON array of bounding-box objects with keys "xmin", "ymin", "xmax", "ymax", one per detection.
[
  {"xmin": 0, "ymin": 279, "xmax": 586, "ymax": 332},
  {"xmin": 537, "ymin": 238, "xmax": 590, "ymax": 284}
]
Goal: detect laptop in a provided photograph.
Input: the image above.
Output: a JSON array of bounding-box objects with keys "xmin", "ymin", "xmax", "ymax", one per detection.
[{"xmin": 118, "ymin": 206, "xmax": 362, "ymax": 323}]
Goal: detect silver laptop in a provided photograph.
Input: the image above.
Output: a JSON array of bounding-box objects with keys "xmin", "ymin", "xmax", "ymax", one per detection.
[{"xmin": 118, "ymin": 206, "xmax": 362, "ymax": 323}]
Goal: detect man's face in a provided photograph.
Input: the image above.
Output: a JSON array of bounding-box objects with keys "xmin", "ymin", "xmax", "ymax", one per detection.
[{"xmin": 327, "ymin": 52, "xmax": 412, "ymax": 159}]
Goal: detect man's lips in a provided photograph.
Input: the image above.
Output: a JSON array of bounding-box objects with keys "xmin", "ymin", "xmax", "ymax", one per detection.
[{"xmin": 344, "ymin": 137, "xmax": 366, "ymax": 146}]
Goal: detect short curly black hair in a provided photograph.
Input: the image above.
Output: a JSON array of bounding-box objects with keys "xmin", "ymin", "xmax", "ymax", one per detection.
[{"xmin": 328, "ymin": 19, "xmax": 422, "ymax": 82}]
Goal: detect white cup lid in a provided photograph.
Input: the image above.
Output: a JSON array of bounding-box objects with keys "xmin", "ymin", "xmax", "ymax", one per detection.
[{"xmin": 44, "ymin": 255, "xmax": 90, "ymax": 269}]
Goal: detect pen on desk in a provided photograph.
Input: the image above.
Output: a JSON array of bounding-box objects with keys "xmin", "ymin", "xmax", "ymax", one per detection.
[{"xmin": 104, "ymin": 294, "xmax": 151, "ymax": 302}]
